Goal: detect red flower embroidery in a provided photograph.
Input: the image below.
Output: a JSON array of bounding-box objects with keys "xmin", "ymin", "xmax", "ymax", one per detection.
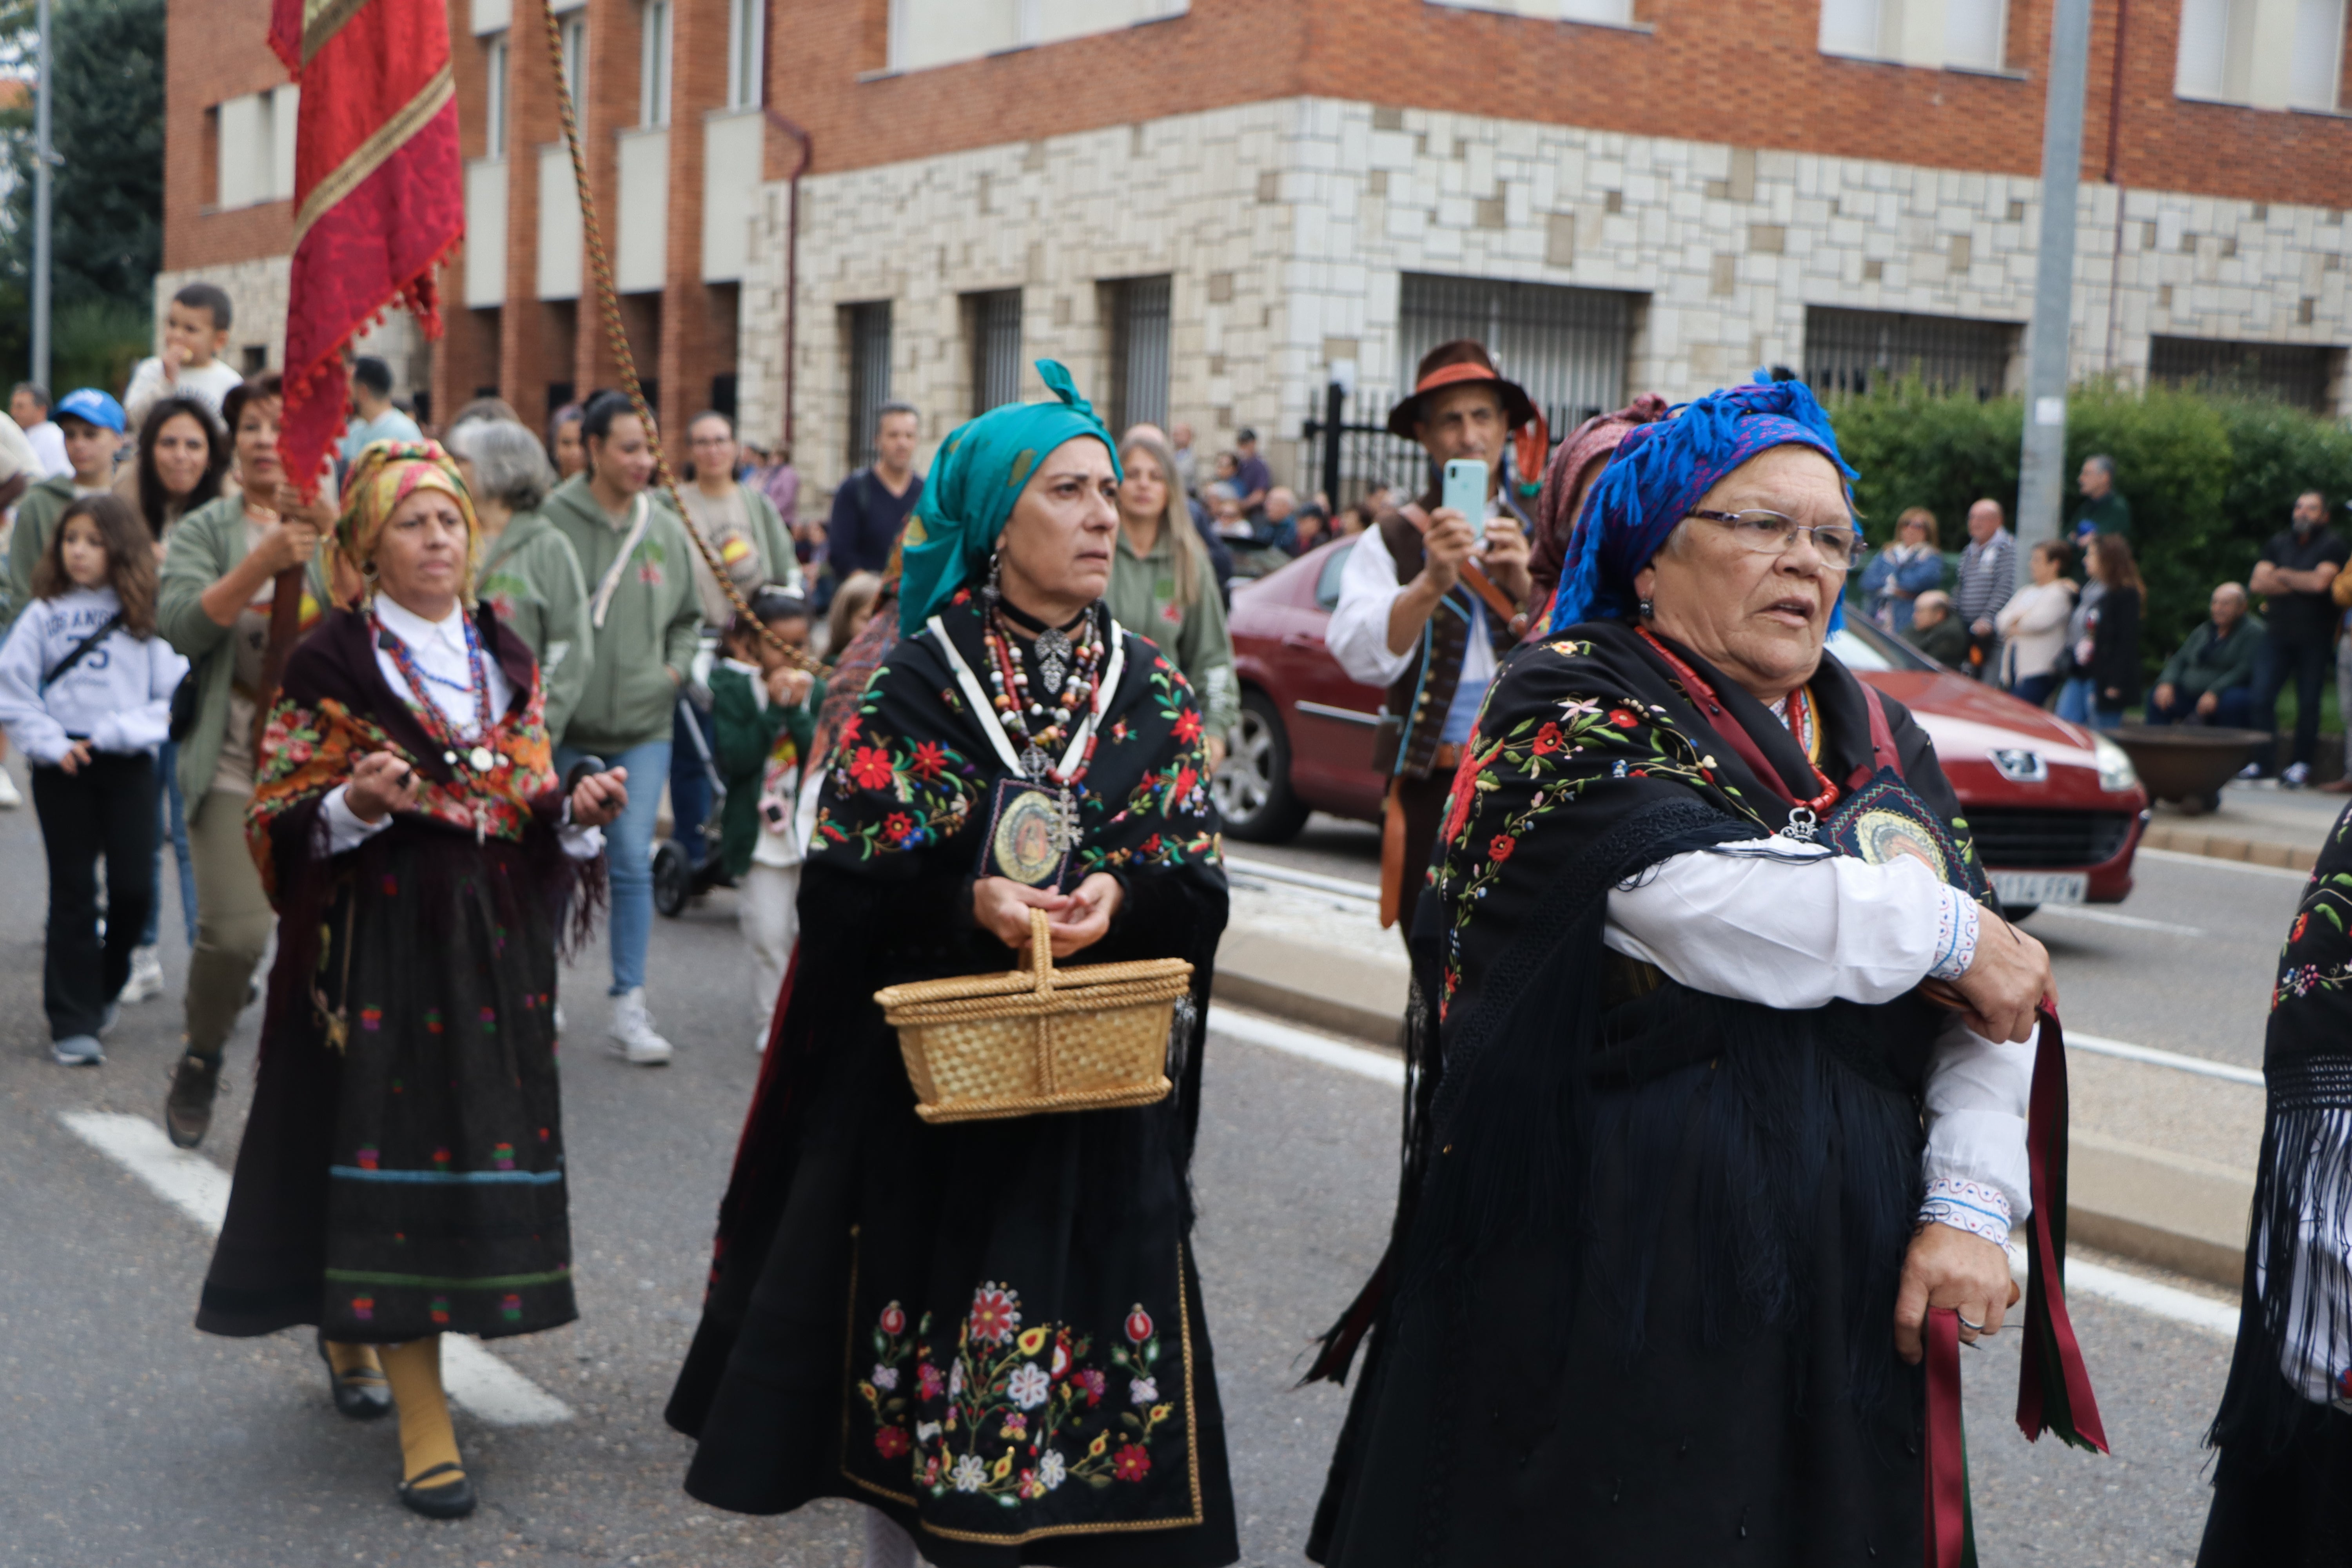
[
  {"xmin": 838, "ymin": 715, "xmax": 862, "ymax": 748},
  {"xmin": 918, "ymin": 1362, "xmax": 946, "ymax": 1400},
  {"xmin": 969, "ymin": 1285, "xmax": 1020, "ymax": 1346},
  {"xmin": 1609, "ymin": 709, "xmax": 1639, "ymax": 728},
  {"xmin": 907, "ymin": 740, "xmax": 947, "ymax": 781},
  {"xmin": 2293, "ymin": 913, "xmax": 2310, "ymax": 944},
  {"xmin": 880, "ymin": 1301, "xmax": 906, "ymax": 1336},
  {"xmin": 883, "ymin": 812, "xmax": 916, "ymax": 844},
  {"xmin": 1113, "ymin": 1444, "xmax": 1151, "ymax": 1481},
  {"xmin": 1126, "ymin": 1307, "xmax": 1154, "ymax": 1344},
  {"xmin": 1489, "ymin": 834, "xmax": 1517, "ymax": 863},
  {"xmin": 1531, "ymin": 722, "xmax": 1564, "ymax": 755},
  {"xmin": 1172, "ymin": 766, "xmax": 1197, "ymax": 800},
  {"xmin": 1173, "ymin": 709, "xmax": 1203, "ymax": 744},
  {"xmin": 874, "ymin": 1425, "xmax": 911, "ymax": 1459},
  {"xmin": 1076, "ymin": 1367, "xmax": 1106, "ymax": 1405},
  {"xmin": 849, "ymin": 746, "xmax": 894, "ymax": 790}
]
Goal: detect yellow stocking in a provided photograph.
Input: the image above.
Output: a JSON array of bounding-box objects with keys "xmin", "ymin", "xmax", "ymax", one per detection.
[
  {"xmin": 323, "ymin": 1339, "xmax": 385, "ymax": 1389},
  {"xmin": 379, "ymin": 1336, "xmax": 464, "ymax": 1489}
]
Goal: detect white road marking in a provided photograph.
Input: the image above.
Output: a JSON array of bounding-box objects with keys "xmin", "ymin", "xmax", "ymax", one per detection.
[
  {"xmin": 2033, "ymin": 904, "xmax": 2205, "ymax": 936},
  {"xmin": 1223, "ymin": 855, "xmax": 1383, "ymax": 904},
  {"xmin": 2007, "ymin": 1243, "xmax": 2241, "ymax": 1339},
  {"xmin": 59, "ymin": 1110, "xmax": 573, "ymax": 1426},
  {"xmin": 1208, "ymin": 1006, "xmax": 1405, "ymax": 1086},
  {"xmin": 2068, "ymin": 1031, "xmax": 2266, "ymax": 1087},
  {"xmin": 2137, "ymin": 846, "xmax": 2314, "ymax": 881}
]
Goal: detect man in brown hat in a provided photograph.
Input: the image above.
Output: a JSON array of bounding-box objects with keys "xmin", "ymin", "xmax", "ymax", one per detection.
[{"xmin": 1327, "ymin": 340, "xmax": 1536, "ymax": 938}]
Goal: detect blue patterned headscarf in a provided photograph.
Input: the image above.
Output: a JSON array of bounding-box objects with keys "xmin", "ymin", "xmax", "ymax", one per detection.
[
  {"xmin": 1534, "ymin": 377, "xmax": 1857, "ymax": 637},
  {"xmin": 898, "ymin": 360, "xmax": 1122, "ymax": 634}
]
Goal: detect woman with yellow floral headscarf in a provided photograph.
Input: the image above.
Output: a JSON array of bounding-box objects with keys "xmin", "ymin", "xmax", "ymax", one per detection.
[{"xmin": 194, "ymin": 439, "xmax": 631, "ymax": 1521}]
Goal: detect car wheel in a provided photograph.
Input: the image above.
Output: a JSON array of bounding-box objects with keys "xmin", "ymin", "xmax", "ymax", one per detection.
[
  {"xmin": 1214, "ymin": 691, "xmax": 1312, "ymax": 843},
  {"xmin": 652, "ymin": 838, "xmax": 690, "ymax": 918}
]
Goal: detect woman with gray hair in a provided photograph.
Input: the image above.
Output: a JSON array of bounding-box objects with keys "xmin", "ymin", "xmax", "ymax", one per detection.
[{"xmin": 446, "ymin": 419, "xmax": 594, "ymax": 748}]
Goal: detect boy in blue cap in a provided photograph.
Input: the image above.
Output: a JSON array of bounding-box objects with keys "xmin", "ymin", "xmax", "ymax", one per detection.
[{"xmin": 4, "ymin": 389, "xmax": 126, "ymax": 633}]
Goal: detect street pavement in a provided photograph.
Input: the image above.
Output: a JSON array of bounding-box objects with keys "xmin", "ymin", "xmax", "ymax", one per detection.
[{"xmin": 0, "ymin": 767, "xmax": 2285, "ymax": 1566}]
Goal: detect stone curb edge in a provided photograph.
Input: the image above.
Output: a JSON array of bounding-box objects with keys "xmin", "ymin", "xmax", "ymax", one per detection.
[{"xmin": 2141, "ymin": 822, "xmax": 2319, "ymax": 871}]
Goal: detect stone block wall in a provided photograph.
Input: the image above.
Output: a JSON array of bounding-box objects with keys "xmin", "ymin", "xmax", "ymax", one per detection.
[{"xmin": 742, "ymin": 94, "xmax": 2352, "ymax": 503}]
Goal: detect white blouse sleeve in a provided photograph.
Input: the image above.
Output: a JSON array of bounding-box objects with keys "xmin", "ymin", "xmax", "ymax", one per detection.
[
  {"xmin": 1325, "ymin": 525, "xmax": 1414, "ymax": 689},
  {"xmin": 1603, "ymin": 844, "xmax": 1978, "ymax": 1008},
  {"xmin": 1605, "ymin": 842, "xmax": 2028, "ymax": 1245},
  {"xmin": 321, "ymin": 785, "xmax": 394, "ymax": 855}
]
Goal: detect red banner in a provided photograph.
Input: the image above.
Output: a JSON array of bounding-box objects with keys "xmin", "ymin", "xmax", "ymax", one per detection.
[{"xmin": 268, "ymin": 0, "xmax": 462, "ymax": 499}]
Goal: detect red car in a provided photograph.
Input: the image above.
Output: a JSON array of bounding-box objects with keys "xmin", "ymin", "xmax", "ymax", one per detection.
[{"xmin": 1214, "ymin": 539, "xmax": 2150, "ymax": 913}]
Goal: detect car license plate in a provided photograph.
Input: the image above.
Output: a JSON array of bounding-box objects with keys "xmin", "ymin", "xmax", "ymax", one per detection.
[{"xmin": 1989, "ymin": 871, "xmax": 2087, "ymax": 907}]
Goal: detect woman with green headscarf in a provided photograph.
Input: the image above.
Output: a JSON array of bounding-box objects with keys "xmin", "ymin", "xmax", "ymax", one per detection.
[{"xmin": 666, "ymin": 364, "xmax": 1236, "ymax": 1567}]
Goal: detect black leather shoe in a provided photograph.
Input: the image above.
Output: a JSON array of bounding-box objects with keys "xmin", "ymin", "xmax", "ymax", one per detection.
[
  {"xmin": 317, "ymin": 1332, "xmax": 391, "ymax": 1420},
  {"xmin": 163, "ymin": 1053, "xmax": 223, "ymax": 1150},
  {"xmin": 397, "ymin": 1462, "xmax": 477, "ymax": 1519}
]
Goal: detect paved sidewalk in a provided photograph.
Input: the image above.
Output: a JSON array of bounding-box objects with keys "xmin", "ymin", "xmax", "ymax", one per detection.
[{"xmin": 2143, "ymin": 779, "xmax": 2345, "ymax": 869}]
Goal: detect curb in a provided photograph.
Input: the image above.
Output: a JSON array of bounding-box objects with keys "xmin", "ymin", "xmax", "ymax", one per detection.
[
  {"xmin": 1210, "ymin": 932, "xmax": 2259, "ymax": 1292},
  {"xmin": 2141, "ymin": 822, "xmax": 2318, "ymax": 871}
]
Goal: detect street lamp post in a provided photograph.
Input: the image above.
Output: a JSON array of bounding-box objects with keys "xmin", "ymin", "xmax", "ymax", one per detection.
[
  {"xmin": 2014, "ymin": 0, "xmax": 2096, "ymax": 582},
  {"xmin": 30, "ymin": 0, "xmax": 53, "ymax": 390}
]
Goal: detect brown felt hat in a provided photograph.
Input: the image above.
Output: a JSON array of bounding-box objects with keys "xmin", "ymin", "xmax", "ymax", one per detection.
[{"xmin": 1385, "ymin": 339, "xmax": 1539, "ymax": 440}]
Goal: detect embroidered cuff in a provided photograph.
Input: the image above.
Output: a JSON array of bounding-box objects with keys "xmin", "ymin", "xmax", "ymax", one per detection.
[
  {"xmin": 1928, "ymin": 884, "xmax": 1980, "ymax": 982},
  {"xmin": 1919, "ymin": 1177, "xmax": 2012, "ymax": 1248}
]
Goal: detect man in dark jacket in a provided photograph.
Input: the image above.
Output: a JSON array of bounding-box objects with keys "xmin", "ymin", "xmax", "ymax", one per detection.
[
  {"xmin": 2250, "ymin": 490, "xmax": 2347, "ymax": 786},
  {"xmin": 2150, "ymin": 583, "xmax": 2263, "ymax": 727},
  {"xmin": 1906, "ymin": 590, "xmax": 1971, "ymax": 666},
  {"xmin": 824, "ymin": 401, "xmax": 924, "ymax": 588}
]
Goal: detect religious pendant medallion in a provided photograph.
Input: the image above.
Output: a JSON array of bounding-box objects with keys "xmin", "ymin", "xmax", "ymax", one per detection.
[
  {"xmin": 1035, "ymin": 626, "xmax": 1072, "ymax": 694},
  {"xmin": 980, "ymin": 779, "xmax": 1076, "ymax": 888}
]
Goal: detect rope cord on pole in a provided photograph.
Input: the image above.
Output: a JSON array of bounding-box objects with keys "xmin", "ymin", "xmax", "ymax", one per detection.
[{"xmin": 532, "ymin": 0, "xmax": 825, "ymax": 675}]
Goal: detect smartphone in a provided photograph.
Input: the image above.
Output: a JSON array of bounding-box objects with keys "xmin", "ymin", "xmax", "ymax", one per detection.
[{"xmin": 1441, "ymin": 459, "xmax": 1489, "ymax": 541}]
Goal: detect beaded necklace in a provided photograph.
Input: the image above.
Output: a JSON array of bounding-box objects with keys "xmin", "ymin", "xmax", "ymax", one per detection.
[
  {"xmin": 372, "ymin": 608, "xmax": 509, "ymax": 842},
  {"xmin": 1636, "ymin": 626, "xmax": 1839, "ymax": 834},
  {"xmin": 982, "ymin": 598, "xmax": 1105, "ymax": 786}
]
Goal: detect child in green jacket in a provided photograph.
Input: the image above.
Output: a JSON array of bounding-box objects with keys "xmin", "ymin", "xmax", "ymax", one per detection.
[{"xmin": 711, "ymin": 588, "xmax": 825, "ymax": 1053}]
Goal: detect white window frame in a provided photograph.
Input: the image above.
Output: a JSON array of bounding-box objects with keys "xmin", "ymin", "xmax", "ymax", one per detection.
[
  {"xmin": 485, "ymin": 34, "xmax": 509, "ymax": 159},
  {"xmin": 1816, "ymin": 0, "xmax": 2013, "ymax": 70},
  {"xmin": 2176, "ymin": 0, "xmax": 2346, "ymax": 108},
  {"xmin": 726, "ymin": 0, "xmax": 765, "ymax": 108},
  {"xmin": 1426, "ymin": 0, "xmax": 1638, "ymax": 26},
  {"xmin": 561, "ymin": 16, "xmax": 587, "ymax": 110},
  {"xmin": 640, "ymin": 0, "xmax": 672, "ymax": 127}
]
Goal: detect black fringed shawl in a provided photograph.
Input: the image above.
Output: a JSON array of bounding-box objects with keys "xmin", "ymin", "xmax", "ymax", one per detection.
[{"xmin": 2210, "ymin": 804, "xmax": 2352, "ymax": 1460}]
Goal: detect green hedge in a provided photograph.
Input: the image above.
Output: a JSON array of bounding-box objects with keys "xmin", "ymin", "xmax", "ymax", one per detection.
[{"xmin": 1826, "ymin": 377, "xmax": 2352, "ymax": 675}]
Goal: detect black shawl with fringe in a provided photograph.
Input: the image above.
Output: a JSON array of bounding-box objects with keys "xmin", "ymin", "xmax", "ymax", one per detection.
[
  {"xmin": 1305, "ymin": 619, "xmax": 1993, "ymax": 1566},
  {"xmin": 2201, "ymin": 802, "xmax": 2352, "ymax": 1561}
]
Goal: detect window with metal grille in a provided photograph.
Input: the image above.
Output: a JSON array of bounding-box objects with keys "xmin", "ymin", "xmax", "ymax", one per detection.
[
  {"xmin": 846, "ymin": 301, "xmax": 894, "ymax": 470},
  {"xmin": 1396, "ymin": 274, "xmax": 1632, "ymax": 437},
  {"xmin": 1103, "ymin": 276, "xmax": 1171, "ymax": 436},
  {"xmin": 1804, "ymin": 307, "xmax": 2019, "ymax": 399},
  {"xmin": 2147, "ymin": 336, "xmax": 2337, "ymax": 412},
  {"xmin": 966, "ymin": 290, "xmax": 1024, "ymax": 416}
]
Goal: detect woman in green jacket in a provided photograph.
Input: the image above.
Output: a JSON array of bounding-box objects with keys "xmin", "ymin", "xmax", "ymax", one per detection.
[
  {"xmin": 539, "ymin": 391, "xmax": 704, "ymax": 1066},
  {"xmin": 446, "ymin": 418, "xmax": 593, "ymax": 748},
  {"xmin": 1111, "ymin": 431, "xmax": 1239, "ymax": 769},
  {"xmin": 155, "ymin": 374, "xmax": 332, "ymax": 1148}
]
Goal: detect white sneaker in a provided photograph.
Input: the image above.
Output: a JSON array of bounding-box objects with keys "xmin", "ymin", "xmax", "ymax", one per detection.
[
  {"xmin": 608, "ymin": 988, "xmax": 673, "ymax": 1066},
  {"xmin": 2285, "ymin": 761, "xmax": 2312, "ymax": 789},
  {"xmin": 122, "ymin": 945, "xmax": 165, "ymax": 1004},
  {"xmin": 0, "ymin": 769, "xmax": 20, "ymax": 808}
]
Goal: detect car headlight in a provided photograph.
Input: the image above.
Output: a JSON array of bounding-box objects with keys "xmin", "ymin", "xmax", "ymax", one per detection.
[{"xmin": 2092, "ymin": 734, "xmax": 2138, "ymax": 793}]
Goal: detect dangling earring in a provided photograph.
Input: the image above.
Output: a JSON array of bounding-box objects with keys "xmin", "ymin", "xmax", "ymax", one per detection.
[
  {"xmin": 1636, "ymin": 596, "xmax": 1653, "ymax": 619},
  {"xmin": 983, "ymin": 550, "xmax": 1003, "ymax": 609}
]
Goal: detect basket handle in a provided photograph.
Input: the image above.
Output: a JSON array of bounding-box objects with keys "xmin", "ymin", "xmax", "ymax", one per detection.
[{"xmin": 1029, "ymin": 906, "xmax": 1054, "ymax": 993}]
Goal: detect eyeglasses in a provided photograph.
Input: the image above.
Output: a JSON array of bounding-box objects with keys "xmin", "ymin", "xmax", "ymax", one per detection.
[{"xmin": 1686, "ymin": 508, "xmax": 1862, "ymax": 570}]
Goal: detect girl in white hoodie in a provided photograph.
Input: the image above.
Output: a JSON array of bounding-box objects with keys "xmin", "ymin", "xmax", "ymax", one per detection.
[{"xmin": 0, "ymin": 494, "xmax": 188, "ymax": 1063}]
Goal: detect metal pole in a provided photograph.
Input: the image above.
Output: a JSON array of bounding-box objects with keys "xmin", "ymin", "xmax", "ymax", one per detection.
[
  {"xmin": 2014, "ymin": 0, "xmax": 2095, "ymax": 584},
  {"xmin": 31, "ymin": 0, "xmax": 53, "ymax": 389},
  {"xmin": 1321, "ymin": 380, "xmax": 1343, "ymax": 508}
]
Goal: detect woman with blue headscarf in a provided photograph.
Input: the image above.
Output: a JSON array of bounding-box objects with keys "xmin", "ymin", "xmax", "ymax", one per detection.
[
  {"xmin": 1304, "ymin": 381, "xmax": 2101, "ymax": 1565},
  {"xmin": 666, "ymin": 364, "xmax": 1236, "ymax": 1567}
]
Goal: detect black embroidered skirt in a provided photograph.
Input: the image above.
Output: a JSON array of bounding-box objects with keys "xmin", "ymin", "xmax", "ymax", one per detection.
[{"xmin": 197, "ymin": 833, "xmax": 576, "ymax": 1343}]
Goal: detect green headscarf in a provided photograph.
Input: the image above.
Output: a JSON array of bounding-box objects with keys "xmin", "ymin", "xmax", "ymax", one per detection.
[{"xmin": 897, "ymin": 359, "xmax": 1122, "ymax": 635}]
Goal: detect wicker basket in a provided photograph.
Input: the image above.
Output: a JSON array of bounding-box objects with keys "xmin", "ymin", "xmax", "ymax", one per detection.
[{"xmin": 875, "ymin": 908, "xmax": 1193, "ymax": 1124}]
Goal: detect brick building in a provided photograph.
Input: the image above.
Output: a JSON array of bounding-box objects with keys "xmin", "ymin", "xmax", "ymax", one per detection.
[{"xmin": 162, "ymin": 0, "xmax": 2352, "ymax": 503}]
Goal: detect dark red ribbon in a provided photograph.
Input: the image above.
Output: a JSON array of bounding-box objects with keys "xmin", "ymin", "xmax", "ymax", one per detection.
[
  {"xmin": 1923, "ymin": 1307, "xmax": 1969, "ymax": 1568},
  {"xmin": 2015, "ymin": 1007, "xmax": 2109, "ymax": 1452}
]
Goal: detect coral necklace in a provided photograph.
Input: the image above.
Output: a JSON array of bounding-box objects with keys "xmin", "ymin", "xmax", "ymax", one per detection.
[
  {"xmin": 982, "ymin": 600, "xmax": 1104, "ymax": 787},
  {"xmin": 1636, "ymin": 627, "xmax": 1839, "ymax": 834}
]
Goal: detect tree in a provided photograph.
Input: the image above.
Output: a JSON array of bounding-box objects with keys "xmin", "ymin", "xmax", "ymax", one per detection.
[{"xmin": 0, "ymin": 0, "xmax": 163, "ymax": 389}]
